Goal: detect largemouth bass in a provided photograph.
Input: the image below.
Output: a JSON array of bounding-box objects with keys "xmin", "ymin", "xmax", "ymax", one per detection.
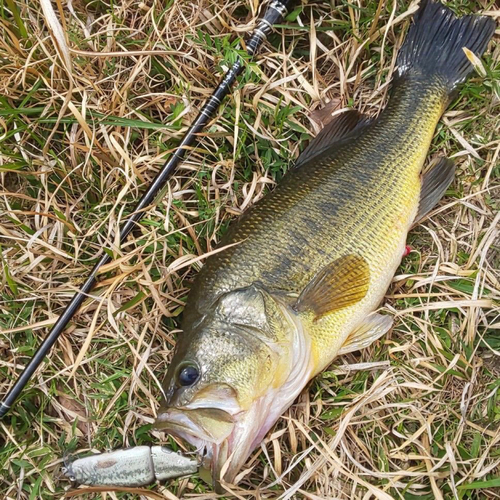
[{"xmin": 154, "ymin": 0, "xmax": 495, "ymax": 489}]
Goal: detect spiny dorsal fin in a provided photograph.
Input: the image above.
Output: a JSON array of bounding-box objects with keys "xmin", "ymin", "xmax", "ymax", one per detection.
[
  {"xmin": 296, "ymin": 109, "xmax": 372, "ymax": 167},
  {"xmin": 338, "ymin": 313, "xmax": 393, "ymax": 356},
  {"xmin": 295, "ymin": 254, "xmax": 370, "ymax": 321},
  {"xmin": 414, "ymin": 157, "xmax": 455, "ymax": 224}
]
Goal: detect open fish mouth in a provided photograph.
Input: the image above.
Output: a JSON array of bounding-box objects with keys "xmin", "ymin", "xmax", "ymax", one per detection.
[
  {"xmin": 154, "ymin": 404, "xmax": 258, "ymax": 486},
  {"xmin": 155, "ymin": 399, "xmax": 288, "ymax": 488},
  {"xmin": 155, "ymin": 389, "xmax": 309, "ymax": 487},
  {"xmin": 154, "ymin": 406, "xmax": 241, "ymax": 486},
  {"xmin": 155, "ymin": 407, "xmax": 234, "ymax": 445}
]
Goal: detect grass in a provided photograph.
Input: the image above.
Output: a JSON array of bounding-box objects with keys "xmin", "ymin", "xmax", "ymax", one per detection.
[{"xmin": 0, "ymin": 0, "xmax": 499, "ymax": 498}]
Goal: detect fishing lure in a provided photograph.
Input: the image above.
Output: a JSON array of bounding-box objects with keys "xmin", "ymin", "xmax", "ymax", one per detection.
[{"xmin": 63, "ymin": 446, "xmax": 198, "ymax": 487}]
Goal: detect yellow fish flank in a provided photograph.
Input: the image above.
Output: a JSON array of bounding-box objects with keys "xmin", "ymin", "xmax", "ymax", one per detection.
[{"xmin": 154, "ymin": 0, "xmax": 495, "ymax": 489}]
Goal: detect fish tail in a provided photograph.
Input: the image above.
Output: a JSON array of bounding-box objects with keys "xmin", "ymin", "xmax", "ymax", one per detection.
[{"xmin": 396, "ymin": 0, "xmax": 495, "ymax": 96}]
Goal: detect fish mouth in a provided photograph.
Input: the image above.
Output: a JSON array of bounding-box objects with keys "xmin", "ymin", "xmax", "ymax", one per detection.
[
  {"xmin": 155, "ymin": 407, "xmax": 235, "ymax": 449},
  {"xmin": 154, "ymin": 402, "xmax": 278, "ymax": 489}
]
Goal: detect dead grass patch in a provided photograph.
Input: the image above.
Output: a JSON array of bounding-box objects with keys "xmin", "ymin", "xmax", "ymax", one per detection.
[{"xmin": 0, "ymin": 0, "xmax": 498, "ymax": 498}]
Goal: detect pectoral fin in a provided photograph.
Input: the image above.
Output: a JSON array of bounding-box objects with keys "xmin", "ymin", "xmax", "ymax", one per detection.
[
  {"xmin": 414, "ymin": 157, "xmax": 455, "ymax": 224},
  {"xmin": 295, "ymin": 254, "xmax": 370, "ymax": 321},
  {"xmin": 338, "ymin": 313, "xmax": 393, "ymax": 355}
]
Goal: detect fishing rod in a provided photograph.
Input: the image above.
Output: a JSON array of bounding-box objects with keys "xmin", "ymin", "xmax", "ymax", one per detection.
[{"xmin": 0, "ymin": 0, "xmax": 292, "ymax": 418}]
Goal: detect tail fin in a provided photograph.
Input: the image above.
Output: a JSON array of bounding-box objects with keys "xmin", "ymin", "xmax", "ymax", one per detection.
[{"xmin": 396, "ymin": 0, "xmax": 495, "ymax": 92}]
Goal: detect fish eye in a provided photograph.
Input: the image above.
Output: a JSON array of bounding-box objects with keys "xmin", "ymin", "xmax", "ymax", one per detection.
[{"xmin": 177, "ymin": 364, "xmax": 200, "ymax": 387}]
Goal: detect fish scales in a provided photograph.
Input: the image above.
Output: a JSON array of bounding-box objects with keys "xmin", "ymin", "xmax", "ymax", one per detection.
[{"xmin": 154, "ymin": 0, "xmax": 495, "ymax": 490}]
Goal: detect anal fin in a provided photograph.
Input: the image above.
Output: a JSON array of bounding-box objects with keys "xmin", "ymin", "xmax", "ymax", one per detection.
[
  {"xmin": 338, "ymin": 313, "xmax": 393, "ymax": 356},
  {"xmin": 414, "ymin": 157, "xmax": 455, "ymax": 224}
]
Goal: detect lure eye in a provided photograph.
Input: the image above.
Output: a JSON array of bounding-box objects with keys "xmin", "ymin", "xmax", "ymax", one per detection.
[
  {"xmin": 178, "ymin": 364, "xmax": 200, "ymax": 387},
  {"xmin": 62, "ymin": 467, "xmax": 76, "ymax": 482}
]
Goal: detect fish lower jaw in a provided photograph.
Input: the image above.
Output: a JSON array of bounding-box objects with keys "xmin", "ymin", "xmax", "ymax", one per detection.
[{"xmin": 154, "ymin": 421, "xmax": 208, "ymax": 453}]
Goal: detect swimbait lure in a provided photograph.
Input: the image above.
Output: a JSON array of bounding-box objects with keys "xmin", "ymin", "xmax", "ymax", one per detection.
[{"xmin": 63, "ymin": 446, "xmax": 198, "ymax": 487}]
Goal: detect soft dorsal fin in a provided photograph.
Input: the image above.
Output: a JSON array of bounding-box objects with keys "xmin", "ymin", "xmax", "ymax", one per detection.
[
  {"xmin": 294, "ymin": 254, "xmax": 370, "ymax": 321},
  {"xmin": 414, "ymin": 157, "xmax": 455, "ymax": 224},
  {"xmin": 337, "ymin": 313, "xmax": 393, "ymax": 356},
  {"xmin": 296, "ymin": 109, "xmax": 372, "ymax": 168}
]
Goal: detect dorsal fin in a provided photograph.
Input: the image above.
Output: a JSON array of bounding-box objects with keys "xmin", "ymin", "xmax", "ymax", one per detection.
[{"xmin": 296, "ymin": 109, "xmax": 372, "ymax": 167}]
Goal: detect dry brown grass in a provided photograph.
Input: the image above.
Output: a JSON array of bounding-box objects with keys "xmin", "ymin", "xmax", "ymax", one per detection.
[{"xmin": 0, "ymin": 0, "xmax": 499, "ymax": 498}]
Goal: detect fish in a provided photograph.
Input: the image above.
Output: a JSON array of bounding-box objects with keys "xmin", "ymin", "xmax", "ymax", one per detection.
[{"xmin": 153, "ymin": 0, "xmax": 495, "ymax": 490}]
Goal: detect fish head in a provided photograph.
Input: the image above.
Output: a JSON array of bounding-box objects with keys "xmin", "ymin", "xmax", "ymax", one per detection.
[{"xmin": 154, "ymin": 284, "xmax": 312, "ymax": 487}]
